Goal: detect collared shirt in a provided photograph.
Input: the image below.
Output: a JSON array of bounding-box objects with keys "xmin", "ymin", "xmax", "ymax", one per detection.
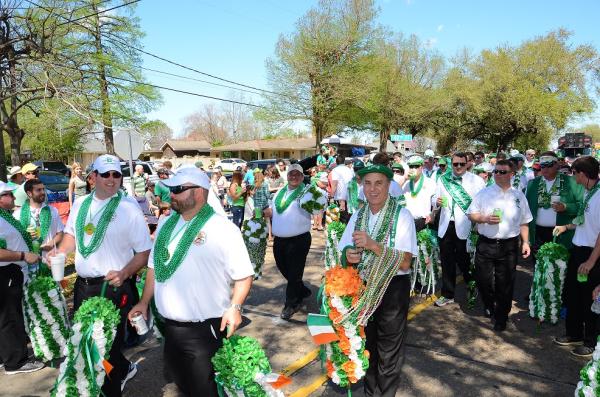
[
  {"xmin": 64, "ymin": 193, "xmax": 152, "ymax": 277},
  {"xmin": 331, "ymin": 165, "xmax": 354, "ymax": 201},
  {"xmin": 467, "ymin": 184, "xmax": 533, "ymax": 239},
  {"xmin": 13, "ymin": 203, "xmax": 64, "ymax": 260},
  {"xmin": 338, "ymin": 205, "xmax": 417, "ymax": 276},
  {"xmin": 400, "ymin": 176, "xmax": 436, "ymax": 219},
  {"xmin": 270, "ymin": 186, "xmax": 311, "ymax": 237},
  {"xmin": 154, "ymin": 181, "xmax": 171, "ymax": 204},
  {"xmin": 433, "ymin": 171, "xmax": 486, "ymax": 240},
  {"xmin": 0, "ymin": 215, "xmax": 28, "ymax": 270},
  {"xmin": 572, "ymin": 186, "xmax": 600, "ymax": 248},
  {"xmin": 536, "ymin": 178, "xmax": 558, "ymax": 227},
  {"xmin": 149, "ymin": 212, "xmax": 254, "ymax": 322},
  {"xmin": 389, "ymin": 180, "xmax": 403, "ymax": 198}
]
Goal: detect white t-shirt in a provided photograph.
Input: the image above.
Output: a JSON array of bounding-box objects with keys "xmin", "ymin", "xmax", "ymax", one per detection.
[
  {"xmin": 65, "ymin": 193, "xmax": 152, "ymax": 278},
  {"xmin": 270, "ymin": 187, "xmax": 311, "ymax": 238},
  {"xmin": 14, "ymin": 203, "xmax": 64, "ymax": 260},
  {"xmin": 338, "ymin": 205, "xmax": 417, "ymax": 276},
  {"xmin": 208, "ymin": 189, "xmax": 226, "ymax": 216},
  {"xmin": 244, "ymin": 197, "xmax": 255, "ymax": 220},
  {"xmin": 331, "ymin": 165, "xmax": 354, "ymax": 201},
  {"xmin": 401, "ymin": 177, "xmax": 436, "ymax": 219},
  {"xmin": 467, "ymin": 184, "xmax": 533, "ymax": 239},
  {"xmin": 149, "ymin": 212, "xmax": 254, "ymax": 322},
  {"xmin": 536, "ymin": 178, "xmax": 558, "ymax": 227},
  {"xmin": 0, "ymin": 216, "xmax": 29, "ymax": 269},
  {"xmin": 572, "ymin": 187, "xmax": 600, "ymax": 248},
  {"xmin": 389, "ymin": 180, "xmax": 403, "ymax": 198}
]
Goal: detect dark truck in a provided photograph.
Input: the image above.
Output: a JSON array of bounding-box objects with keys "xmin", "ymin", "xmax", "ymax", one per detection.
[{"xmin": 557, "ymin": 133, "xmax": 592, "ymax": 159}]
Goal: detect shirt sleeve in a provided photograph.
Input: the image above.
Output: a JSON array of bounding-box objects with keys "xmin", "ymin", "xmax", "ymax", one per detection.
[
  {"xmin": 338, "ymin": 212, "xmax": 358, "ymax": 250},
  {"xmin": 467, "ymin": 190, "xmax": 483, "ymax": 215},
  {"xmin": 394, "ymin": 208, "xmax": 418, "ymax": 255},
  {"xmin": 51, "ymin": 207, "xmax": 64, "ymax": 234},
  {"xmin": 519, "ymin": 191, "xmax": 534, "ymax": 225},
  {"xmin": 126, "ymin": 202, "xmax": 153, "ymax": 253},
  {"xmin": 64, "ymin": 203, "xmax": 78, "ymax": 236},
  {"xmin": 223, "ymin": 221, "xmax": 254, "ymax": 280}
]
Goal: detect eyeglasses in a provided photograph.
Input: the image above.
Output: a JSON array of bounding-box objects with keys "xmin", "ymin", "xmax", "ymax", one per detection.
[
  {"xmin": 408, "ymin": 165, "xmax": 421, "ymax": 169},
  {"xmin": 493, "ymin": 169, "xmax": 510, "ymax": 175},
  {"xmin": 393, "ymin": 169, "xmax": 403, "ymax": 174},
  {"xmin": 540, "ymin": 162, "xmax": 555, "ymax": 169},
  {"xmin": 168, "ymin": 185, "xmax": 199, "ymax": 195},
  {"xmin": 98, "ymin": 171, "xmax": 122, "ymax": 179},
  {"xmin": 452, "ymin": 162, "xmax": 466, "ymax": 167}
]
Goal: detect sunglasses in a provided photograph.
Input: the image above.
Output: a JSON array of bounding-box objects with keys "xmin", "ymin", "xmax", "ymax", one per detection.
[
  {"xmin": 408, "ymin": 165, "xmax": 421, "ymax": 169},
  {"xmin": 540, "ymin": 162, "xmax": 555, "ymax": 169},
  {"xmin": 452, "ymin": 162, "xmax": 466, "ymax": 167},
  {"xmin": 98, "ymin": 171, "xmax": 122, "ymax": 179},
  {"xmin": 26, "ymin": 170, "xmax": 39, "ymax": 175},
  {"xmin": 393, "ymin": 169, "xmax": 404, "ymax": 174},
  {"xmin": 493, "ymin": 169, "xmax": 510, "ymax": 175},
  {"xmin": 168, "ymin": 185, "xmax": 199, "ymax": 195}
]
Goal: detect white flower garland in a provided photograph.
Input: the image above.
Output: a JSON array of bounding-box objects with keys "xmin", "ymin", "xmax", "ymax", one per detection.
[
  {"xmin": 575, "ymin": 337, "xmax": 600, "ymax": 396},
  {"xmin": 299, "ymin": 185, "xmax": 328, "ymax": 215},
  {"xmin": 411, "ymin": 229, "xmax": 440, "ymax": 295},
  {"xmin": 529, "ymin": 242, "xmax": 569, "ymax": 324},
  {"xmin": 242, "ymin": 218, "xmax": 268, "ymax": 278}
]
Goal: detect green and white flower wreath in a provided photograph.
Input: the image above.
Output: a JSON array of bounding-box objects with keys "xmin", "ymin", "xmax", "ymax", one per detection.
[
  {"xmin": 575, "ymin": 336, "xmax": 600, "ymax": 397},
  {"xmin": 411, "ymin": 229, "xmax": 440, "ymax": 296},
  {"xmin": 242, "ymin": 217, "xmax": 268, "ymax": 278},
  {"xmin": 299, "ymin": 185, "xmax": 328, "ymax": 215},
  {"xmin": 466, "ymin": 229, "xmax": 479, "ymax": 308},
  {"xmin": 22, "ymin": 276, "xmax": 70, "ymax": 362}
]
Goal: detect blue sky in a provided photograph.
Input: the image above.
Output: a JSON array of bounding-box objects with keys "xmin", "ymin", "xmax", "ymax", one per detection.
[{"xmin": 135, "ymin": 0, "xmax": 600, "ymax": 135}]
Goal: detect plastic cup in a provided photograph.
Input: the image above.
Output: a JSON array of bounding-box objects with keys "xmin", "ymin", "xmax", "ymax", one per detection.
[
  {"xmin": 254, "ymin": 208, "xmax": 262, "ymax": 219},
  {"xmin": 49, "ymin": 253, "xmax": 66, "ymax": 281},
  {"xmin": 441, "ymin": 196, "xmax": 448, "ymax": 208},
  {"xmin": 493, "ymin": 208, "xmax": 503, "ymax": 222},
  {"xmin": 578, "ymin": 273, "xmax": 588, "ymax": 283},
  {"xmin": 131, "ymin": 313, "xmax": 149, "ymax": 335}
]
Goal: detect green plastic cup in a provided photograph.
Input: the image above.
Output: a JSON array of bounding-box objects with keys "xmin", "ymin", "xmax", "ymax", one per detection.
[
  {"xmin": 441, "ymin": 196, "xmax": 448, "ymax": 208},
  {"xmin": 254, "ymin": 208, "xmax": 262, "ymax": 219},
  {"xmin": 578, "ymin": 273, "xmax": 588, "ymax": 283},
  {"xmin": 493, "ymin": 208, "xmax": 503, "ymax": 222}
]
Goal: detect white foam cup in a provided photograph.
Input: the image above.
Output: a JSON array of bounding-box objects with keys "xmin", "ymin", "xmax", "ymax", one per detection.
[{"xmin": 49, "ymin": 253, "xmax": 66, "ymax": 281}]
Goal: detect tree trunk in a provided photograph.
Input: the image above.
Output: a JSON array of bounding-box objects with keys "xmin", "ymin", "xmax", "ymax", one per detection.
[
  {"xmin": 7, "ymin": 125, "xmax": 24, "ymax": 166},
  {"xmin": 0, "ymin": 132, "xmax": 6, "ymax": 182},
  {"xmin": 380, "ymin": 127, "xmax": 392, "ymax": 153},
  {"xmin": 93, "ymin": 6, "xmax": 114, "ymax": 155}
]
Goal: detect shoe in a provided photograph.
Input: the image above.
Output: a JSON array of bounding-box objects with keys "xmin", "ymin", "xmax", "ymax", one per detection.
[
  {"xmin": 493, "ymin": 322, "xmax": 506, "ymax": 332},
  {"xmin": 5, "ymin": 360, "xmax": 44, "ymax": 375},
  {"xmin": 571, "ymin": 346, "xmax": 594, "ymax": 358},
  {"xmin": 301, "ymin": 288, "xmax": 312, "ymax": 300},
  {"xmin": 553, "ymin": 336, "xmax": 583, "ymax": 346},
  {"xmin": 280, "ymin": 305, "xmax": 299, "ymax": 321},
  {"xmin": 484, "ymin": 308, "xmax": 494, "ymax": 318},
  {"xmin": 434, "ymin": 296, "xmax": 455, "ymax": 307},
  {"xmin": 121, "ymin": 362, "xmax": 138, "ymax": 391}
]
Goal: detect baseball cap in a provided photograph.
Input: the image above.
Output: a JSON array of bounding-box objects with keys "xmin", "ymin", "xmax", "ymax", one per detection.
[
  {"xmin": 353, "ymin": 160, "xmax": 365, "ymax": 170},
  {"xmin": 160, "ymin": 165, "xmax": 210, "ymax": 190},
  {"xmin": 21, "ymin": 163, "xmax": 39, "ymax": 174},
  {"xmin": 8, "ymin": 166, "xmax": 22, "ymax": 177},
  {"xmin": 438, "ymin": 158, "xmax": 448, "ymax": 166},
  {"xmin": 408, "ymin": 155, "xmax": 424, "ymax": 166},
  {"xmin": 0, "ymin": 181, "xmax": 17, "ymax": 195},
  {"xmin": 287, "ymin": 163, "xmax": 303, "ymax": 175},
  {"xmin": 92, "ymin": 154, "xmax": 121, "ymax": 174},
  {"xmin": 391, "ymin": 162, "xmax": 404, "ymax": 170},
  {"xmin": 509, "ymin": 153, "xmax": 526, "ymax": 162}
]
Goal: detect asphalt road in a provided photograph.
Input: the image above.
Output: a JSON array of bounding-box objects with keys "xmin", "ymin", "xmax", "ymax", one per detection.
[{"xmin": 0, "ymin": 230, "xmax": 586, "ymax": 396}]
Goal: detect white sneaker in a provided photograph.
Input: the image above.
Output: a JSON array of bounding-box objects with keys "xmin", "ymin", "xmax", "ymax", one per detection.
[
  {"xmin": 5, "ymin": 360, "xmax": 44, "ymax": 375},
  {"xmin": 434, "ymin": 296, "xmax": 455, "ymax": 307},
  {"xmin": 121, "ymin": 362, "xmax": 138, "ymax": 391}
]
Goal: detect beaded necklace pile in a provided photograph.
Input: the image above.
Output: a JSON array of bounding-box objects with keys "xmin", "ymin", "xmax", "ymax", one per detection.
[
  {"xmin": 20, "ymin": 201, "xmax": 51, "ymax": 242},
  {"xmin": 75, "ymin": 192, "xmax": 122, "ymax": 258},
  {"xmin": 0, "ymin": 208, "xmax": 33, "ymax": 251}
]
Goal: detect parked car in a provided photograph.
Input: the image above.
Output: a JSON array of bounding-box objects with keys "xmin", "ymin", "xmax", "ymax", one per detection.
[
  {"xmin": 214, "ymin": 158, "xmax": 246, "ymax": 172},
  {"xmin": 33, "ymin": 160, "xmax": 69, "ymax": 175},
  {"xmin": 120, "ymin": 161, "xmax": 159, "ymax": 195},
  {"xmin": 38, "ymin": 170, "xmax": 69, "ymax": 203},
  {"xmin": 247, "ymin": 159, "xmax": 278, "ymax": 172}
]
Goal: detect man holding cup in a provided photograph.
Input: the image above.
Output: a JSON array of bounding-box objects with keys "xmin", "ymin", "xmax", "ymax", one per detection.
[
  {"xmin": 401, "ymin": 155, "xmax": 436, "ymax": 233},
  {"xmin": 433, "ymin": 152, "xmax": 486, "ymax": 307},
  {"xmin": 467, "ymin": 160, "xmax": 533, "ymax": 331},
  {"xmin": 50, "ymin": 154, "xmax": 151, "ymax": 396},
  {"xmin": 0, "ymin": 182, "xmax": 45, "ymax": 374},
  {"xmin": 128, "ymin": 166, "xmax": 253, "ymax": 396}
]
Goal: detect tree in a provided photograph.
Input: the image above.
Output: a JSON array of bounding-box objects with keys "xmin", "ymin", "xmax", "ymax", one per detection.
[
  {"xmin": 574, "ymin": 123, "xmax": 600, "ymax": 143},
  {"xmin": 183, "ymin": 104, "xmax": 228, "ymax": 146},
  {"xmin": 139, "ymin": 119, "xmax": 172, "ymax": 149}
]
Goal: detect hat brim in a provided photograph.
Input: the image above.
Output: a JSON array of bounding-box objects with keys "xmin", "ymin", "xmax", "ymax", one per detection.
[
  {"xmin": 161, "ymin": 174, "xmax": 208, "ymax": 189},
  {"xmin": 357, "ymin": 165, "xmax": 393, "ymax": 180}
]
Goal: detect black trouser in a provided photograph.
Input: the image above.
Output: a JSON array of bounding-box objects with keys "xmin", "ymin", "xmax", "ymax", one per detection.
[
  {"xmin": 74, "ymin": 276, "xmax": 138, "ymax": 397},
  {"xmin": 364, "ymin": 275, "xmax": 410, "ymax": 397},
  {"xmin": 474, "ymin": 236, "xmax": 519, "ymax": 325},
  {"xmin": 564, "ymin": 245, "xmax": 600, "ymax": 347},
  {"xmin": 273, "ymin": 232, "xmax": 312, "ymax": 307},
  {"xmin": 440, "ymin": 222, "xmax": 471, "ymax": 299},
  {"xmin": 534, "ymin": 225, "xmax": 555, "ymax": 256},
  {"xmin": 0, "ymin": 264, "xmax": 28, "ymax": 370},
  {"xmin": 414, "ymin": 218, "xmax": 426, "ymax": 233},
  {"xmin": 163, "ymin": 317, "xmax": 224, "ymax": 397}
]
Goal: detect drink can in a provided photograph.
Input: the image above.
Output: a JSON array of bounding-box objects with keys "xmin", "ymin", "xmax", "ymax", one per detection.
[{"xmin": 131, "ymin": 313, "xmax": 149, "ymax": 335}]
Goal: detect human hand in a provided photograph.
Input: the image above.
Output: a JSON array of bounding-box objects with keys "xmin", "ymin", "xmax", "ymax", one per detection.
[
  {"xmin": 578, "ymin": 260, "xmax": 595, "ymax": 276},
  {"xmin": 24, "ymin": 252, "xmax": 40, "ymax": 264},
  {"xmin": 553, "ymin": 225, "xmax": 567, "ymax": 236},
  {"xmin": 551, "ymin": 202, "xmax": 566, "ymax": 213},
  {"xmin": 486, "ymin": 214, "xmax": 501, "ymax": 224},
  {"xmin": 593, "ymin": 285, "xmax": 600, "ymax": 301},
  {"xmin": 128, "ymin": 301, "xmax": 149, "ymax": 322},
  {"xmin": 352, "ymin": 231, "xmax": 376, "ymax": 251},
  {"xmin": 522, "ymin": 242, "xmax": 531, "ymax": 259},
  {"xmin": 105, "ymin": 269, "xmax": 129, "ymax": 288},
  {"xmin": 220, "ymin": 306, "xmax": 242, "ymax": 338}
]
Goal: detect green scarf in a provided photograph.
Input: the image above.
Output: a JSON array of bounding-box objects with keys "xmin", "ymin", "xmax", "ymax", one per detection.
[
  {"xmin": 274, "ymin": 184, "xmax": 305, "ymax": 214},
  {"xmin": 347, "ymin": 178, "xmax": 360, "ymax": 214},
  {"xmin": 19, "ymin": 201, "xmax": 52, "ymax": 243},
  {"xmin": 0, "ymin": 208, "xmax": 33, "ymax": 251},
  {"xmin": 573, "ymin": 181, "xmax": 600, "ymax": 226},
  {"xmin": 440, "ymin": 173, "xmax": 473, "ymax": 214},
  {"xmin": 409, "ymin": 175, "xmax": 424, "ymax": 197}
]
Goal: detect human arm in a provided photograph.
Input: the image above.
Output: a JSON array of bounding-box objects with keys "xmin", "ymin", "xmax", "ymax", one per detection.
[
  {"xmin": 105, "ymin": 249, "xmax": 150, "ymax": 287},
  {"xmin": 0, "ymin": 249, "xmax": 39, "ymax": 264},
  {"xmin": 228, "ymin": 183, "xmax": 243, "ymax": 200},
  {"xmin": 68, "ymin": 179, "xmax": 75, "ymax": 207},
  {"xmin": 128, "ymin": 268, "xmax": 155, "ymax": 321},
  {"xmin": 578, "ymin": 233, "xmax": 600, "ymax": 276},
  {"xmin": 220, "ymin": 275, "xmax": 253, "ymax": 337},
  {"xmin": 520, "ymin": 224, "xmax": 531, "ymax": 258}
]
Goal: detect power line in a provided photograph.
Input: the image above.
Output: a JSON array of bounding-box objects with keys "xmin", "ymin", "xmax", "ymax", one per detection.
[{"xmin": 56, "ymin": 0, "xmax": 140, "ymax": 27}]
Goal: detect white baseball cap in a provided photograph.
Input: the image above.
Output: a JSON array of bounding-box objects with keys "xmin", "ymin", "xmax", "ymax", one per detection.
[
  {"xmin": 287, "ymin": 163, "xmax": 303, "ymax": 175},
  {"xmin": 160, "ymin": 165, "xmax": 210, "ymax": 190},
  {"xmin": 0, "ymin": 181, "xmax": 17, "ymax": 195},
  {"xmin": 92, "ymin": 154, "xmax": 121, "ymax": 174},
  {"xmin": 8, "ymin": 166, "xmax": 22, "ymax": 177}
]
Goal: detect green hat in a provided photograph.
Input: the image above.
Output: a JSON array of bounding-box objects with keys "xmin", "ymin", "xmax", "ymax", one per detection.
[
  {"xmin": 473, "ymin": 165, "xmax": 484, "ymax": 173},
  {"xmin": 195, "ymin": 161, "xmax": 204, "ymax": 168},
  {"xmin": 253, "ymin": 168, "xmax": 262, "ymax": 173},
  {"xmin": 391, "ymin": 162, "xmax": 404, "ymax": 170},
  {"xmin": 407, "ymin": 155, "xmax": 424, "ymax": 166},
  {"xmin": 357, "ymin": 164, "xmax": 393, "ymax": 180},
  {"xmin": 438, "ymin": 158, "xmax": 447, "ymax": 166},
  {"xmin": 488, "ymin": 153, "xmax": 497, "ymax": 159},
  {"xmin": 353, "ymin": 160, "xmax": 365, "ymax": 170},
  {"xmin": 321, "ymin": 145, "xmax": 328, "ymax": 152}
]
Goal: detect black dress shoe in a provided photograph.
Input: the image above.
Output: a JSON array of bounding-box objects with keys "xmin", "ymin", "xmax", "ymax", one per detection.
[
  {"xmin": 493, "ymin": 322, "xmax": 506, "ymax": 332},
  {"xmin": 484, "ymin": 308, "xmax": 494, "ymax": 318},
  {"xmin": 281, "ymin": 305, "xmax": 299, "ymax": 320}
]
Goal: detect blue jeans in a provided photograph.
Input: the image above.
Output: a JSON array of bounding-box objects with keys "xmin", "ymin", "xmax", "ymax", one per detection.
[{"xmin": 231, "ymin": 206, "xmax": 244, "ymax": 229}]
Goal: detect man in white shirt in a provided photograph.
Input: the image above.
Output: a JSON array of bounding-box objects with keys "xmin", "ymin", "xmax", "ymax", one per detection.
[
  {"xmin": 0, "ymin": 182, "xmax": 44, "ymax": 375},
  {"xmin": 339, "ymin": 164, "xmax": 416, "ymax": 397},
  {"xmin": 401, "ymin": 155, "xmax": 436, "ymax": 232},
  {"xmin": 51, "ymin": 154, "xmax": 151, "ymax": 396},
  {"xmin": 468, "ymin": 160, "xmax": 533, "ymax": 331},
  {"xmin": 553, "ymin": 156, "xmax": 600, "ymax": 358},
  {"xmin": 265, "ymin": 164, "xmax": 313, "ymax": 320},
  {"xmin": 509, "ymin": 153, "xmax": 529, "ymax": 192},
  {"xmin": 129, "ymin": 166, "xmax": 253, "ymax": 395},
  {"xmin": 434, "ymin": 152, "xmax": 486, "ymax": 307},
  {"xmin": 330, "ymin": 156, "xmax": 355, "ymax": 215}
]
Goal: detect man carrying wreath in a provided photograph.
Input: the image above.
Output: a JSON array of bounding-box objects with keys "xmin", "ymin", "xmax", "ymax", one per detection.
[
  {"xmin": 129, "ymin": 166, "xmax": 254, "ymax": 396},
  {"xmin": 51, "ymin": 154, "xmax": 152, "ymax": 396},
  {"xmin": 339, "ymin": 163, "xmax": 417, "ymax": 397}
]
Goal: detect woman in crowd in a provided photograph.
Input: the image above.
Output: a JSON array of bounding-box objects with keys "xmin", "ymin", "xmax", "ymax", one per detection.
[
  {"xmin": 228, "ymin": 171, "xmax": 246, "ymax": 228},
  {"xmin": 68, "ymin": 162, "xmax": 87, "ymax": 208}
]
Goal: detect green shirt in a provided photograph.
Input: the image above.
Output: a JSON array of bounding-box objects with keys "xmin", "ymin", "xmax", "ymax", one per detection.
[{"xmin": 154, "ymin": 181, "xmax": 171, "ymax": 204}]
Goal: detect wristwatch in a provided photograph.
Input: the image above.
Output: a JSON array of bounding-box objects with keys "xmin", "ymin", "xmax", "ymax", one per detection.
[{"xmin": 230, "ymin": 303, "xmax": 243, "ymax": 312}]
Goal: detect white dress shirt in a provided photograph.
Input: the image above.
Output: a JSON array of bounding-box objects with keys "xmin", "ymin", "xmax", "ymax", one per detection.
[
  {"xmin": 331, "ymin": 165, "xmax": 354, "ymax": 201},
  {"xmin": 400, "ymin": 176, "xmax": 436, "ymax": 219},
  {"xmin": 389, "ymin": 180, "xmax": 403, "ymax": 198},
  {"xmin": 149, "ymin": 212, "xmax": 253, "ymax": 322},
  {"xmin": 270, "ymin": 186, "xmax": 312, "ymax": 237},
  {"xmin": 467, "ymin": 184, "xmax": 533, "ymax": 239},
  {"xmin": 433, "ymin": 172, "xmax": 486, "ymax": 240},
  {"xmin": 572, "ymin": 186, "xmax": 600, "ymax": 248},
  {"xmin": 14, "ymin": 203, "xmax": 64, "ymax": 261},
  {"xmin": 0, "ymin": 216, "xmax": 29, "ymax": 270},
  {"xmin": 338, "ymin": 205, "xmax": 417, "ymax": 276},
  {"xmin": 65, "ymin": 193, "xmax": 152, "ymax": 277}
]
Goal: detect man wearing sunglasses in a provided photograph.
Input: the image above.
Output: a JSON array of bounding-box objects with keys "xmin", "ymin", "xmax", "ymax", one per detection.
[
  {"xmin": 52, "ymin": 154, "xmax": 152, "ymax": 396},
  {"xmin": 525, "ymin": 151, "xmax": 583, "ymax": 257},
  {"xmin": 467, "ymin": 160, "xmax": 533, "ymax": 331},
  {"xmin": 433, "ymin": 152, "xmax": 486, "ymax": 307},
  {"xmin": 509, "ymin": 153, "xmax": 530, "ymax": 193},
  {"xmin": 401, "ymin": 155, "xmax": 436, "ymax": 232},
  {"xmin": 433, "ymin": 158, "xmax": 449, "ymax": 181},
  {"xmin": 13, "ymin": 163, "xmax": 40, "ymax": 208},
  {"xmin": 129, "ymin": 166, "xmax": 253, "ymax": 395},
  {"xmin": 0, "ymin": 181, "xmax": 45, "ymax": 375}
]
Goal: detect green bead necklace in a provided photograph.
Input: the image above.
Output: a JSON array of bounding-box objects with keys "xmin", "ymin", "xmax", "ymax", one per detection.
[
  {"xmin": 154, "ymin": 204, "xmax": 215, "ymax": 282},
  {"xmin": 19, "ymin": 201, "xmax": 51, "ymax": 242},
  {"xmin": 274, "ymin": 184, "xmax": 305, "ymax": 214},
  {"xmin": 75, "ymin": 191, "xmax": 123, "ymax": 258},
  {"xmin": 409, "ymin": 175, "xmax": 424, "ymax": 197},
  {"xmin": 0, "ymin": 208, "xmax": 33, "ymax": 251}
]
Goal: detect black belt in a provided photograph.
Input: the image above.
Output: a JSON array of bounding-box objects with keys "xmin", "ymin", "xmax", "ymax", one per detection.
[
  {"xmin": 274, "ymin": 232, "xmax": 311, "ymax": 241},
  {"xmin": 478, "ymin": 235, "xmax": 519, "ymax": 244},
  {"xmin": 76, "ymin": 275, "xmax": 106, "ymax": 285},
  {"xmin": 164, "ymin": 317, "xmax": 220, "ymax": 327}
]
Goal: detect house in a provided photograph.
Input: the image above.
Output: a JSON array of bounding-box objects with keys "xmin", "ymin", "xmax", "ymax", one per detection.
[
  {"xmin": 210, "ymin": 137, "xmax": 317, "ymax": 161},
  {"xmin": 161, "ymin": 140, "xmax": 212, "ymax": 158}
]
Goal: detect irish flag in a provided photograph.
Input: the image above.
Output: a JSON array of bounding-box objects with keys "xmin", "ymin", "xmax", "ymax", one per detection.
[{"xmin": 307, "ymin": 313, "xmax": 339, "ymax": 345}]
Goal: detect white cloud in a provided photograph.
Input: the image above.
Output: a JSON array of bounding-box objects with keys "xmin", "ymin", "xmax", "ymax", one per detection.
[
  {"xmin": 425, "ymin": 37, "xmax": 438, "ymax": 48},
  {"xmin": 437, "ymin": 24, "xmax": 444, "ymax": 32}
]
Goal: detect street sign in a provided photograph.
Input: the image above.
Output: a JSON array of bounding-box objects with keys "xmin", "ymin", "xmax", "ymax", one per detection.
[
  {"xmin": 114, "ymin": 129, "xmax": 144, "ymax": 160},
  {"xmin": 390, "ymin": 134, "xmax": 412, "ymax": 142}
]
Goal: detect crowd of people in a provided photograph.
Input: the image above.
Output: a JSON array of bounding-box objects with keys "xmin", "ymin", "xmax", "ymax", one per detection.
[{"xmin": 0, "ymin": 143, "xmax": 599, "ymax": 397}]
